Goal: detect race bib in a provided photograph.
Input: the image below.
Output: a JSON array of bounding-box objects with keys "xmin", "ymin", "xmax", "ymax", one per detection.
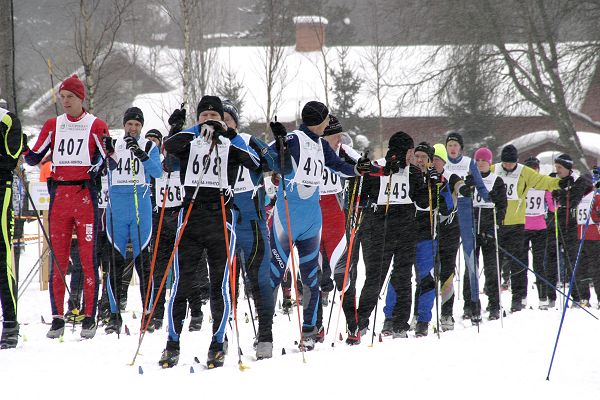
[
  {"xmin": 53, "ymin": 113, "xmax": 95, "ymax": 166},
  {"xmin": 155, "ymin": 171, "xmax": 184, "ymax": 208},
  {"xmin": 97, "ymin": 176, "xmax": 109, "ymax": 209},
  {"xmin": 184, "ymin": 137, "xmax": 230, "ymax": 189},
  {"xmin": 111, "ymin": 137, "xmax": 147, "ymax": 186},
  {"xmin": 525, "ymin": 189, "xmax": 546, "ymax": 216}
]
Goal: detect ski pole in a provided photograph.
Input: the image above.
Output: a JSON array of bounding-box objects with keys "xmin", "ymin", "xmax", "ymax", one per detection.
[
  {"xmin": 371, "ymin": 166, "xmax": 394, "ymax": 346},
  {"xmin": 105, "ymin": 159, "xmax": 122, "ymax": 338},
  {"xmin": 333, "ymin": 175, "xmax": 364, "ymax": 345},
  {"xmin": 496, "ymin": 243, "xmax": 597, "ymax": 320},
  {"xmin": 130, "ymin": 137, "xmax": 216, "ymax": 366},
  {"xmin": 239, "ymin": 257, "xmax": 257, "ymax": 338},
  {"xmin": 277, "ymin": 133, "xmax": 306, "ymax": 362},
  {"xmin": 492, "ymin": 206, "xmax": 504, "ymax": 328},
  {"xmin": 17, "ymin": 247, "xmax": 50, "ymax": 299},
  {"xmin": 13, "ymin": 168, "xmax": 78, "ymax": 313},
  {"xmin": 216, "ymin": 143, "xmax": 247, "ymax": 371},
  {"xmin": 547, "ymin": 186, "xmax": 599, "ymax": 380}
]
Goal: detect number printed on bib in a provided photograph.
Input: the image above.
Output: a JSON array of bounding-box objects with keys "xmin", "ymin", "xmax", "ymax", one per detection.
[
  {"xmin": 97, "ymin": 176, "xmax": 109, "ymax": 209},
  {"xmin": 184, "ymin": 138, "xmax": 230, "ymax": 189},
  {"xmin": 292, "ymin": 130, "xmax": 324, "ymax": 187},
  {"xmin": 53, "ymin": 113, "xmax": 95, "ymax": 166},
  {"xmin": 155, "ymin": 171, "xmax": 184, "ymax": 208},
  {"xmin": 577, "ymin": 192, "xmax": 593, "ymax": 225},
  {"xmin": 320, "ymin": 167, "xmax": 343, "ymax": 195},
  {"xmin": 377, "ymin": 164, "xmax": 411, "ymax": 205},
  {"xmin": 473, "ymin": 173, "xmax": 498, "ymax": 209},
  {"xmin": 111, "ymin": 137, "xmax": 146, "ymax": 185},
  {"xmin": 525, "ymin": 189, "xmax": 546, "ymax": 216},
  {"xmin": 494, "ymin": 163, "xmax": 523, "ymax": 201}
]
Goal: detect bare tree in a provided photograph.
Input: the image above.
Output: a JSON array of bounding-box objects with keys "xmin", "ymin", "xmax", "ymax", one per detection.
[
  {"xmin": 72, "ymin": 0, "xmax": 133, "ymax": 114},
  {"xmin": 361, "ymin": 0, "xmax": 397, "ymax": 157}
]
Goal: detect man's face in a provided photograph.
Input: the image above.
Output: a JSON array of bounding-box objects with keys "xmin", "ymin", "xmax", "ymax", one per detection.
[
  {"xmin": 446, "ymin": 141, "xmax": 461, "ymax": 158},
  {"xmin": 224, "ymin": 112, "xmax": 237, "ymax": 130},
  {"xmin": 124, "ymin": 120, "xmax": 143, "ymax": 137},
  {"xmin": 555, "ymin": 163, "xmax": 570, "ymax": 178},
  {"xmin": 476, "ymin": 159, "xmax": 490, "ymax": 173},
  {"xmin": 198, "ymin": 110, "xmax": 222, "ymax": 124},
  {"xmin": 414, "ymin": 151, "xmax": 430, "ymax": 171},
  {"xmin": 60, "ymin": 90, "xmax": 83, "ymax": 117},
  {"xmin": 323, "ymin": 133, "xmax": 341, "ymax": 151},
  {"xmin": 502, "ymin": 161, "xmax": 517, "ymax": 171},
  {"xmin": 432, "ymin": 157, "xmax": 445, "ymax": 173}
]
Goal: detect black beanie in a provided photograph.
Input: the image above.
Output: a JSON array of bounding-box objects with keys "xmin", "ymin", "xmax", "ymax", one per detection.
[
  {"xmin": 123, "ymin": 106, "xmax": 144, "ymax": 126},
  {"xmin": 389, "ymin": 131, "xmax": 414, "ymax": 152},
  {"xmin": 554, "ymin": 153, "xmax": 573, "ymax": 170},
  {"xmin": 301, "ymin": 101, "xmax": 329, "ymax": 126},
  {"xmin": 524, "ymin": 156, "xmax": 540, "ymax": 169},
  {"xmin": 445, "ymin": 131, "xmax": 464, "ymax": 149},
  {"xmin": 501, "ymin": 144, "xmax": 518, "ymax": 162},
  {"xmin": 323, "ymin": 115, "xmax": 342, "ymax": 136},
  {"xmin": 414, "ymin": 141, "xmax": 435, "ymax": 162},
  {"xmin": 196, "ymin": 95, "xmax": 224, "ymax": 119},
  {"xmin": 222, "ymin": 99, "xmax": 239, "ymax": 128},
  {"xmin": 145, "ymin": 128, "xmax": 162, "ymax": 143}
]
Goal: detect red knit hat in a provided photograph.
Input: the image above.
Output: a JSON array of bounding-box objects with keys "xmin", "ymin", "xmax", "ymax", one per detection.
[{"xmin": 59, "ymin": 75, "xmax": 85, "ymax": 100}]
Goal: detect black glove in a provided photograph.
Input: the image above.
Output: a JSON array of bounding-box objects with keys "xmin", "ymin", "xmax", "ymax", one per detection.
[
  {"xmin": 459, "ymin": 183, "xmax": 473, "ymax": 197},
  {"xmin": 427, "ymin": 167, "xmax": 439, "ymax": 184},
  {"xmin": 102, "ymin": 136, "xmax": 115, "ymax": 154},
  {"xmin": 354, "ymin": 155, "xmax": 372, "ymax": 175},
  {"xmin": 269, "ymin": 121, "xmax": 288, "ymax": 140},
  {"xmin": 168, "ymin": 108, "xmax": 186, "ymax": 134},
  {"xmin": 200, "ymin": 120, "xmax": 227, "ymax": 142},
  {"xmin": 203, "ymin": 119, "xmax": 227, "ymax": 132},
  {"xmin": 383, "ymin": 158, "xmax": 401, "ymax": 175},
  {"xmin": 559, "ymin": 175, "xmax": 574, "ymax": 190},
  {"xmin": 464, "ymin": 174, "xmax": 475, "ymax": 188},
  {"xmin": 124, "ymin": 136, "xmax": 149, "ymax": 161}
]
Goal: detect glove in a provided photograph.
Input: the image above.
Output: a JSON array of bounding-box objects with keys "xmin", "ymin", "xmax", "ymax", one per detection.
[
  {"xmin": 203, "ymin": 119, "xmax": 227, "ymax": 132},
  {"xmin": 102, "ymin": 136, "xmax": 115, "ymax": 154},
  {"xmin": 168, "ymin": 108, "xmax": 187, "ymax": 134},
  {"xmin": 559, "ymin": 175, "xmax": 574, "ymax": 190},
  {"xmin": 464, "ymin": 174, "xmax": 475, "ymax": 188},
  {"xmin": 383, "ymin": 158, "xmax": 400, "ymax": 175},
  {"xmin": 124, "ymin": 136, "xmax": 148, "ymax": 161},
  {"xmin": 270, "ymin": 121, "xmax": 288, "ymax": 139},
  {"xmin": 427, "ymin": 167, "xmax": 439, "ymax": 184},
  {"xmin": 459, "ymin": 183, "xmax": 473, "ymax": 197},
  {"xmin": 354, "ymin": 155, "xmax": 373, "ymax": 175}
]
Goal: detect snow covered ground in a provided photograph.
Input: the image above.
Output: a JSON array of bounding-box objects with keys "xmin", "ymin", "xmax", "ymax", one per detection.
[{"xmin": 2, "ymin": 223, "xmax": 600, "ymax": 399}]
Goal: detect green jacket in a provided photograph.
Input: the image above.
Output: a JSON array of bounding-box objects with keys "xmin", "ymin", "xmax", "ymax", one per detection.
[{"xmin": 491, "ymin": 163, "xmax": 560, "ymax": 226}]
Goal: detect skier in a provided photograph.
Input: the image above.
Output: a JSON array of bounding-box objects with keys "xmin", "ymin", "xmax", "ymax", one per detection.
[
  {"xmin": 102, "ymin": 107, "xmax": 162, "ymax": 334},
  {"xmin": 410, "ymin": 142, "xmax": 456, "ymax": 336},
  {"xmin": 222, "ymin": 99, "xmax": 278, "ymax": 359},
  {"xmin": 490, "ymin": 145, "xmax": 563, "ymax": 311},
  {"xmin": 550, "ymin": 153, "xmax": 589, "ymax": 306},
  {"xmin": 578, "ymin": 179, "xmax": 600, "ymax": 307},
  {"xmin": 0, "ymin": 106, "xmax": 24, "ymax": 349},
  {"xmin": 522, "ymin": 157, "xmax": 555, "ymax": 310},
  {"xmin": 356, "ymin": 131, "xmax": 424, "ymax": 339},
  {"xmin": 24, "ymin": 75, "xmax": 109, "ymax": 339},
  {"xmin": 268, "ymin": 101, "xmax": 374, "ymax": 351},
  {"xmin": 158, "ymin": 95, "xmax": 260, "ymax": 368},
  {"xmin": 444, "ymin": 132, "xmax": 490, "ymax": 322},
  {"xmin": 470, "ymin": 147, "xmax": 507, "ymax": 320},
  {"xmin": 318, "ymin": 116, "xmax": 362, "ymax": 344}
]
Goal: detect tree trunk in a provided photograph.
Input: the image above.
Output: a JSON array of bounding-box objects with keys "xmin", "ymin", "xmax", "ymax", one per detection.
[{"xmin": 0, "ymin": 0, "xmax": 17, "ymax": 113}]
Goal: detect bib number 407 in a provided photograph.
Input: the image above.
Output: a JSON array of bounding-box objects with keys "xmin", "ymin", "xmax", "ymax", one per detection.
[{"xmin": 57, "ymin": 138, "xmax": 84, "ymax": 156}]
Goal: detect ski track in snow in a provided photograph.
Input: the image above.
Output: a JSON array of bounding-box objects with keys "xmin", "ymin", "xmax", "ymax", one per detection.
[{"xmin": 2, "ymin": 227, "xmax": 600, "ymax": 399}]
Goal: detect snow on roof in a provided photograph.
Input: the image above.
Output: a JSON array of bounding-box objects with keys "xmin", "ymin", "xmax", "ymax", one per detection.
[
  {"xmin": 293, "ymin": 16, "xmax": 329, "ymax": 25},
  {"xmin": 501, "ymin": 130, "xmax": 600, "ymax": 156}
]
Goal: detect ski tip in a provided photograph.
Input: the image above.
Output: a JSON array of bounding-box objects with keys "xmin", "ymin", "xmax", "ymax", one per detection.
[
  {"xmin": 194, "ymin": 356, "xmax": 201, "ymax": 364},
  {"xmin": 125, "ymin": 325, "xmax": 131, "ymax": 336},
  {"xmin": 132, "ymin": 312, "xmax": 137, "ymax": 319},
  {"xmin": 281, "ymin": 348, "xmax": 286, "ymax": 355},
  {"xmin": 190, "ymin": 366, "xmax": 195, "ymax": 374},
  {"xmin": 378, "ymin": 334, "xmax": 383, "ymax": 342},
  {"xmin": 138, "ymin": 366, "xmax": 144, "ymax": 375},
  {"xmin": 339, "ymin": 333, "xmax": 343, "ymax": 341}
]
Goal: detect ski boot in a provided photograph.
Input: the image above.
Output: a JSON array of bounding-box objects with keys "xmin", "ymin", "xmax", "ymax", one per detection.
[
  {"xmin": 299, "ymin": 326, "xmax": 318, "ymax": 351},
  {"xmin": 0, "ymin": 321, "xmax": 19, "ymax": 349},
  {"xmin": 539, "ymin": 298, "xmax": 549, "ymax": 310},
  {"xmin": 488, "ymin": 308, "xmax": 500, "ymax": 321},
  {"xmin": 256, "ymin": 341, "xmax": 273, "ymax": 360},
  {"xmin": 104, "ymin": 313, "xmax": 122, "ymax": 335},
  {"xmin": 510, "ymin": 296, "xmax": 523, "ymax": 312},
  {"xmin": 471, "ymin": 300, "xmax": 482, "ymax": 325},
  {"xmin": 415, "ymin": 322, "xmax": 428, "ymax": 337},
  {"xmin": 159, "ymin": 345, "xmax": 180, "ymax": 368},
  {"xmin": 80, "ymin": 316, "xmax": 97, "ymax": 339},
  {"xmin": 381, "ymin": 318, "xmax": 394, "ymax": 336},
  {"xmin": 345, "ymin": 327, "xmax": 361, "ymax": 346},
  {"xmin": 440, "ymin": 315, "xmax": 454, "ymax": 331},
  {"xmin": 189, "ymin": 312, "xmax": 203, "ymax": 332},
  {"xmin": 207, "ymin": 339, "xmax": 228, "ymax": 368},
  {"xmin": 46, "ymin": 317, "xmax": 66, "ymax": 339}
]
